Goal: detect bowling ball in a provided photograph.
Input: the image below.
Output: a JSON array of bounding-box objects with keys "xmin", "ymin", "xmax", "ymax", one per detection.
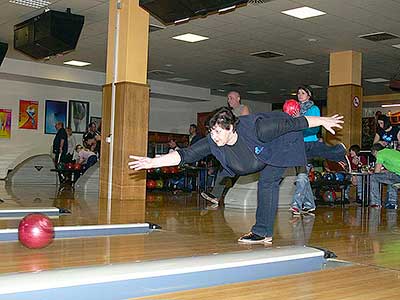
[
  {"xmin": 146, "ymin": 179, "xmax": 157, "ymax": 189},
  {"xmin": 65, "ymin": 163, "xmax": 73, "ymax": 170},
  {"xmin": 314, "ymin": 171, "xmax": 322, "ymax": 182},
  {"xmin": 323, "ymin": 172, "xmax": 335, "ymax": 181},
  {"xmin": 283, "ymin": 99, "xmax": 300, "ymax": 116},
  {"xmin": 154, "ymin": 168, "xmax": 162, "ymax": 174},
  {"xmin": 335, "ymin": 172, "xmax": 345, "ymax": 182},
  {"xmin": 18, "ymin": 213, "xmax": 55, "ymax": 249},
  {"xmin": 73, "ymin": 163, "xmax": 81, "ymax": 170},
  {"xmin": 323, "ymin": 190, "xmax": 337, "ymax": 203},
  {"xmin": 147, "ymin": 168, "xmax": 155, "ymax": 174},
  {"xmin": 169, "ymin": 166, "xmax": 179, "ymax": 174},
  {"xmin": 155, "ymin": 179, "xmax": 164, "ymax": 189},
  {"xmin": 161, "ymin": 167, "xmax": 170, "ymax": 174}
]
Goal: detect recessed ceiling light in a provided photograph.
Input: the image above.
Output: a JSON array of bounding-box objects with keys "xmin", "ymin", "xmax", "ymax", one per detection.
[
  {"xmin": 280, "ymin": 88, "xmax": 286, "ymax": 91},
  {"xmin": 9, "ymin": 0, "xmax": 51, "ymax": 9},
  {"xmin": 63, "ymin": 60, "xmax": 91, "ymax": 67},
  {"xmin": 285, "ymin": 59, "xmax": 314, "ymax": 65},
  {"xmin": 281, "ymin": 7, "xmax": 326, "ymax": 19},
  {"xmin": 165, "ymin": 64, "xmax": 173, "ymax": 67},
  {"xmin": 217, "ymin": 89, "xmax": 226, "ymax": 92},
  {"xmin": 309, "ymin": 85, "xmax": 323, "ymax": 89},
  {"xmin": 382, "ymin": 104, "xmax": 400, "ymax": 107},
  {"xmin": 247, "ymin": 91, "xmax": 267, "ymax": 94},
  {"xmin": 168, "ymin": 77, "xmax": 190, "ymax": 82},
  {"xmin": 365, "ymin": 78, "xmax": 389, "ymax": 83},
  {"xmin": 307, "ymin": 38, "xmax": 318, "ymax": 42},
  {"xmin": 392, "ymin": 44, "xmax": 400, "ymax": 49},
  {"xmin": 172, "ymin": 33, "xmax": 209, "ymax": 43},
  {"xmin": 220, "ymin": 69, "xmax": 246, "ymax": 75}
]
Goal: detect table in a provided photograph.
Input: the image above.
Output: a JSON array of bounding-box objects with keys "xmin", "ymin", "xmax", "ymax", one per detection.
[{"xmin": 349, "ymin": 172, "xmax": 372, "ymax": 207}]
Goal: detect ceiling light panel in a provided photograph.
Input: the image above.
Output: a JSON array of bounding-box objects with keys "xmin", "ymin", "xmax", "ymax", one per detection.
[
  {"xmin": 9, "ymin": 0, "xmax": 51, "ymax": 9},
  {"xmin": 281, "ymin": 7, "xmax": 326, "ymax": 19},
  {"xmin": 285, "ymin": 59, "xmax": 314, "ymax": 65},
  {"xmin": 220, "ymin": 69, "xmax": 245, "ymax": 75},
  {"xmin": 365, "ymin": 78, "xmax": 389, "ymax": 83},
  {"xmin": 172, "ymin": 33, "xmax": 209, "ymax": 43},
  {"xmin": 63, "ymin": 60, "xmax": 91, "ymax": 67}
]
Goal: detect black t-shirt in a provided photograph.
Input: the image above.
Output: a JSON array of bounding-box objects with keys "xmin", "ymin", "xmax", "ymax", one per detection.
[
  {"xmin": 53, "ymin": 128, "xmax": 68, "ymax": 153},
  {"xmin": 377, "ymin": 126, "xmax": 399, "ymax": 143}
]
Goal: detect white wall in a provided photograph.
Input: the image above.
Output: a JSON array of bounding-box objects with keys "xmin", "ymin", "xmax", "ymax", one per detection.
[{"xmin": 0, "ymin": 59, "xmax": 270, "ymax": 177}]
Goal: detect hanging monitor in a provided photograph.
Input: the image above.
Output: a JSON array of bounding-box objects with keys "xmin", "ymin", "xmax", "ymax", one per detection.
[
  {"xmin": 139, "ymin": 0, "xmax": 248, "ymax": 25},
  {"xmin": 14, "ymin": 9, "xmax": 84, "ymax": 59}
]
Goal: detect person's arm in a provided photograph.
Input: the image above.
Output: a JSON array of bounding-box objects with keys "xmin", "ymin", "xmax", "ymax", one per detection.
[
  {"xmin": 241, "ymin": 105, "xmax": 250, "ymax": 116},
  {"xmin": 374, "ymin": 163, "xmax": 383, "ymax": 173},
  {"xmin": 256, "ymin": 114, "xmax": 343, "ymax": 143},
  {"xmin": 59, "ymin": 139, "xmax": 65, "ymax": 153},
  {"xmin": 373, "ymin": 133, "xmax": 380, "ymax": 144},
  {"xmin": 129, "ymin": 137, "xmax": 211, "ymax": 170}
]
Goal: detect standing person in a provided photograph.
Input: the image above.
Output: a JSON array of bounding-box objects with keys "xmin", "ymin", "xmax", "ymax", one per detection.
[
  {"xmin": 53, "ymin": 122, "xmax": 68, "ymax": 182},
  {"xmin": 227, "ymin": 90, "xmax": 250, "ymax": 116},
  {"xmin": 289, "ymin": 86, "xmax": 320, "ymax": 214},
  {"xmin": 188, "ymin": 124, "xmax": 201, "ymax": 146},
  {"xmin": 129, "ymin": 107, "xmax": 344, "ymax": 244},
  {"xmin": 201, "ymin": 91, "xmax": 250, "ymax": 205},
  {"xmin": 369, "ymin": 143, "xmax": 400, "ymax": 209},
  {"xmin": 66, "ymin": 127, "xmax": 77, "ymax": 162}
]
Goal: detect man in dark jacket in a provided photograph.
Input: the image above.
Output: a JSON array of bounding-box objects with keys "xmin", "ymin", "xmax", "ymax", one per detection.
[{"xmin": 129, "ymin": 107, "xmax": 344, "ymax": 244}]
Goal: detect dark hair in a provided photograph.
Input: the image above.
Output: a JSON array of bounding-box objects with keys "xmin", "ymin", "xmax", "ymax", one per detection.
[
  {"xmin": 349, "ymin": 144, "xmax": 361, "ymax": 155},
  {"xmin": 207, "ymin": 107, "xmax": 239, "ymax": 132},
  {"xmin": 371, "ymin": 143, "xmax": 385, "ymax": 153},
  {"xmin": 297, "ymin": 85, "xmax": 313, "ymax": 99},
  {"xmin": 377, "ymin": 115, "xmax": 391, "ymax": 130}
]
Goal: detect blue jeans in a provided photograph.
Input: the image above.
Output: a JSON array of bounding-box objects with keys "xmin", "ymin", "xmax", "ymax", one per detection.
[
  {"xmin": 251, "ymin": 165, "xmax": 286, "ymax": 237},
  {"xmin": 291, "ymin": 172, "xmax": 315, "ymax": 210},
  {"xmin": 370, "ymin": 172, "xmax": 400, "ymax": 206},
  {"xmin": 305, "ymin": 141, "xmax": 345, "ymax": 162}
]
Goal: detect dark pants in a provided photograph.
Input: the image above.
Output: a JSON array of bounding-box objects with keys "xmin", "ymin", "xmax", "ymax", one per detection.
[{"xmin": 305, "ymin": 141, "xmax": 345, "ymax": 162}]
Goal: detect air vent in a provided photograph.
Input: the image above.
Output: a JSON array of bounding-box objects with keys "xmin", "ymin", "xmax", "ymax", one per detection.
[
  {"xmin": 148, "ymin": 69, "xmax": 174, "ymax": 76},
  {"xmin": 222, "ymin": 82, "xmax": 244, "ymax": 87},
  {"xmin": 359, "ymin": 32, "xmax": 399, "ymax": 42},
  {"xmin": 149, "ymin": 24, "xmax": 165, "ymax": 32},
  {"xmin": 250, "ymin": 50, "xmax": 284, "ymax": 59}
]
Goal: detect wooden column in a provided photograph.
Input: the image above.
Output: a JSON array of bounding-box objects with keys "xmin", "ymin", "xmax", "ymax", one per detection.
[
  {"xmin": 327, "ymin": 51, "xmax": 363, "ymax": 147},
  {"xmin": 99, "ymin": 0, "xmax": 149, "ymax": 208}
]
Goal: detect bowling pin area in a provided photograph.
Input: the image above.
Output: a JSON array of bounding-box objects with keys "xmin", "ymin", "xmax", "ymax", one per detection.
[{"xmin": 1, "ymin": 179, "xmax": 400, "ymax": 299}]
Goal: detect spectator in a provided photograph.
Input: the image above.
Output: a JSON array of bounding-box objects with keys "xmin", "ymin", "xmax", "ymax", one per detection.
[
  {"xmin": 189, "ymin": 124, "xmax": 201, "ymax": 146},
  {"xmin": 66, "ymin": 127, "xmax": 77, "ymax": 162},
  {"xmin": 75, "ymin": 145, "xmax": 98, "ymax": 174}
]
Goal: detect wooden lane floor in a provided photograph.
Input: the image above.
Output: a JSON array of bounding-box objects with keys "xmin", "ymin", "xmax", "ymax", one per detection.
[{"xmin": 1, "ymin": 184, "xmax": 400, "ymax": 278}]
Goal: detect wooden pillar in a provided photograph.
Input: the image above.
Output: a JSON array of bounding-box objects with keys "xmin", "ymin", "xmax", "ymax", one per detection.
[
  {"xmin": 327, "ymin": 51, "xmax": 363, "ymax": 147},
  {"xmin": 99, "ymin": 0, "xmax": 149, "ymax": 210}
]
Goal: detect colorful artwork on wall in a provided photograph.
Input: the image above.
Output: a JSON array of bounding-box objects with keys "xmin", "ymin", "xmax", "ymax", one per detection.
[
  {"xmin": 45, "ymin": 100, "xmax": 67, "ymax": 134},
  {"xmin": 69, "ymin": 100, "xmax": 89, "ymax": 133},
  {"xmin": 19, "ymin": 100, "xmax": 38, "ymax": 129},
  {"xmin": 0, "ymin": 109, "xmax": 11, "ymax": 139}
]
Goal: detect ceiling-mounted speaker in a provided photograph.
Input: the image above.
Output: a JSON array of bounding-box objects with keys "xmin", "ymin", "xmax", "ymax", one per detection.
[
  {"xmin": 139, "ymin": 0, "xmax": 248, "ymax": 25},
  {"xmin": 0, "ymin": 42, "xmax": 8, "ymax": 66},
  {"xmin": 14, "ymin": 9, "xmax": 84, "ymax": 59}
]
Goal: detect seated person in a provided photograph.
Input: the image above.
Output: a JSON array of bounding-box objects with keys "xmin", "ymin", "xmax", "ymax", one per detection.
[
  {"xmin": 75, "ymin": 145, "xmax": 98, "ymax": 173},
  {"xmin": 168, "ymin": 139, "xmax": 180, "ymax": 153},
  {"xmin": 373, "ymin": 115, "xmax": 400, "ymax": 148},
  {"xmin": 345, "ymin": 144, "xmax": 367, "ymax": 202},
  {"xmin": 369, "ymin": 143, "xmax": 400, "ymax": 209}
]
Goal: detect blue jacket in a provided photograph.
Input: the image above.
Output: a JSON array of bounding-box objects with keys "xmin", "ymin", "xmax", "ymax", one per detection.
[
  {"xmin": 303, "ymin": 105, "xmax": 320, "ymax": 142},
  {"xmin": 207, "ymin": 112, "xmax": 307, "ymax": 177}
]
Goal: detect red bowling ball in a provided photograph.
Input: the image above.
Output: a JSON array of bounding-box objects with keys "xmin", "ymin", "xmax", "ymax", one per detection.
[
  {"xmin": 283, "ymin": 99, "xmax": 301, "ymax": 117},
  {"xmin": 18, "ymin": 213, "xmax": 55, "ymax": 249}
]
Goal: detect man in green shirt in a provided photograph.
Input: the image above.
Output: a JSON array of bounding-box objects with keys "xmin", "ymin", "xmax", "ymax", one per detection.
[{"xmin": 370, "ymin": 143, "xmax": 400, "ymax": 209}]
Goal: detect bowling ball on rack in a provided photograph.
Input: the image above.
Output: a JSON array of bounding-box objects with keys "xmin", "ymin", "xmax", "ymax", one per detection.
[
  {"xmin": 18, "ymin": 213, "xmax": 55, "ymax": 249},
  {"xmin": 73, "ymin": 163, "xmax": 81, "ymax": 171},
  {"xmin": 155, "ymin": 179, "xmax": 164, "ymax": 189},
  {"xmin": 323, "ymin": 190, "xmax": 337, "ymax": 203},
  {"xmin": 161, "ymin": 167, "xmax": 170, "ymax": 174},
  {"xmin": 323, "ymin": 172, "xmax": 335, "ymax": 181},
  {"xmin": 65, "ymin": 163, "xmax": 74, "ymax": 170},
  {"xmin": 314, "ymin": 171, "xmax": 322, "ymax": 182},
  {"xmin": 335, "ymin": 172, "xmax": 345, "ymax": 182},
  {"xmin": 146, "ymin": 179, "xmax": 157, "ymax": 189}
]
